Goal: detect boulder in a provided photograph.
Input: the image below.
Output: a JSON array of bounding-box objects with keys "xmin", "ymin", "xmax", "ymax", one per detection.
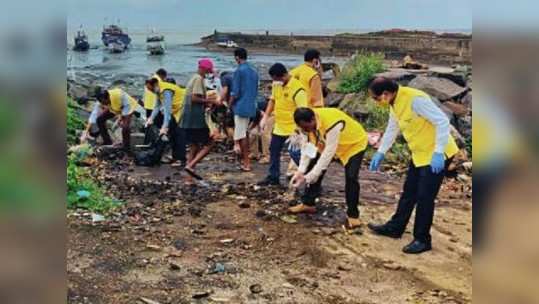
[
  {"xmin": 325, "ymin": 92, "xmax": 345, "ymax": 107},
  {"xmin": 429, "ymin": 66, "xmax": 469, "ymax": 87},
  {"xmin": 461, "ymin": 91, "xmax": 472, "ymax": 108},
  {"xmin": 456, "ymin": 115, "xmax": 472, "ymax": 139},
  {"xmin": 408, "ymin": 76, "xmax": 468, "ymax": 101},
  {"xmin": 375, "ymin": 69, "xmax": 417, "ymax": 84},
  {"xmin": 444, "ymin": 101, "xmax": 469, "ymax": 117}
]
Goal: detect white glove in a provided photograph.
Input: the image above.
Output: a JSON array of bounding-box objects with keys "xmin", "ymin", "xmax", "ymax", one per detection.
[
  {"xmin": 80, "ymin": 131, "xmax": 89, "ymax": 143},
  {"xmin": 145, "ymin": 118, "xmax": 153, "ymax": 128},
  {"xmin": 286, "ymin": 133, "xmax": 304, "ymax": 152}
]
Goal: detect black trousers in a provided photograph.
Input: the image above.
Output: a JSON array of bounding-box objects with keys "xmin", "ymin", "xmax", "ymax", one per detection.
[
  {"xmin": 302, "ymin": 151, "xmax": 365, "ymax": 219},
  {"xmin": 386, "ymin": 158, "xmax": 452, "ymax": 243},
  {"xmin": 167, "ymin": 118, "xmax": 186, "ymax": 163},
  {"xmin": 96, "ymin": 111, "xmax": 131, "ymax": 149},
  {"xmin": 144, "ymin": 109, "xmax": 164, "ymax": 145}
]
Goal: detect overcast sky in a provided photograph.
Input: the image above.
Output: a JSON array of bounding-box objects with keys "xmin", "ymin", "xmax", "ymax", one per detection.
[{"xmin": 67, "ymin": 0, "xmax": 472, "ymax": 32}]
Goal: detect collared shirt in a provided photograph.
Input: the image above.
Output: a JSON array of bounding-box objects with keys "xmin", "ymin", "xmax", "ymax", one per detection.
[
  {"xmin": 150, "ymin": 90, "xmax": 173, "ymax": 127},
  {"xmin": 231, "ymin": 62, "xmax": 259, "ymax": 118},
  {"xmin": 88, "ymin": 92, "xmax": 131, "ymax": 124},
  {"xmin": 378, "ymin": 96, "xmax": 450, "ymax": 154}
]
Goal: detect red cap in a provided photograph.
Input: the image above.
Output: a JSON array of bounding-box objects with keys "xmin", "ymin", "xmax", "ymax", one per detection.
[{"xmin": 198, "ymin": 58, "xmax": 214, "ymax": 72}]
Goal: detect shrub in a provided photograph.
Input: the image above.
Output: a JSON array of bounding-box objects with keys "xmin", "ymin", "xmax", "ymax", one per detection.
[
  {"xmin": 67, "ymin": 98, "xmax": 85, "ymax": 146},
  {"xmin": 337, "ymin": 53, "xmax": 385, "ymax": 94}
]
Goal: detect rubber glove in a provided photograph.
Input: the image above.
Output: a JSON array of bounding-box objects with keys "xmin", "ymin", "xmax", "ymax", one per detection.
[
  {"xmin": 430, "ymin": 152, "xmax": 445, "ymax": 174},
  {"xmin": 369, "ymin": 152, "xmax": 385, "ymax": 171}
]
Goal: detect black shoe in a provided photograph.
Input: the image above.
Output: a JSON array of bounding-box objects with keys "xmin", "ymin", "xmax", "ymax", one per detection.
[
  {"xmin": 367, "ymin": 223, "xmax": 402, "ymax": 239},
  {"xmin": 257, "ymin": 176, "xmax": 280, "ymax": 186},
  {"xmin": 402, "ymin": 239, "xmax": 432, "ymax": 254}
]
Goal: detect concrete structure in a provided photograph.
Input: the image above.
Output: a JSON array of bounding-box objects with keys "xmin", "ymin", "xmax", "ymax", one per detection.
[{"xmin": 198, "ymin": 30, "xmax": 472, "ymax": 65}]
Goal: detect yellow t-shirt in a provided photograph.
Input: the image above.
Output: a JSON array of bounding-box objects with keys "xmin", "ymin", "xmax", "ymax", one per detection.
[{"xmin": 271, "ymin": 77, "xmax": 307, "ymax": 136}]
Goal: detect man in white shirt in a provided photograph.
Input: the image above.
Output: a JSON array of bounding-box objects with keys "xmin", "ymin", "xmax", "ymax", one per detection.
[{"xmin": 366, "ymin": 77, "xmax": 460, "ymax": 254}]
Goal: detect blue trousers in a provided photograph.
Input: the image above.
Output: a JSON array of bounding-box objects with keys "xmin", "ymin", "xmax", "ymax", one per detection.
[{"xmin": 268, "ymin": 134, "xmax": 301, "ymax": 181}]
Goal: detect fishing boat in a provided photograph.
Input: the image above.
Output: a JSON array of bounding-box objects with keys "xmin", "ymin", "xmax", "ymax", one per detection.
[
  {"xmin": 101, "ymin": 23, "xmax": 131, "ymax": 52},
  {"xmin": 146, "ymin": 29, "xmax": 165, "ymax": 55},
  {"xmin": 216, "ymin": 39, "xmax": 238, "ymax": 48},
  {"xmin": 73, "ymin": 27, "xmax": 90, "ymax": 52}
]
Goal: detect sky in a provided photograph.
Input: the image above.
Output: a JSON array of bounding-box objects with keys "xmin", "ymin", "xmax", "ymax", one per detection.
[{"xmin": 67, "ymin": 0, "xmax": 472, "ymax": 33}]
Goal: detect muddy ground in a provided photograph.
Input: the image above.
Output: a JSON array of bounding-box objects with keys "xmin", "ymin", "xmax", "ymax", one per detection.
[{"xmin": 67, "ymin": 150, "xmax": 472, "ymax": 304}]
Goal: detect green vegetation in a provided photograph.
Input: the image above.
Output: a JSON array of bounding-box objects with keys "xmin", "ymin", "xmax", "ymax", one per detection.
[
  {"xmin": 364, "ymin": 98, "xmax": 389, "ymax": 130},
  {"xmin": 337, "ymin": 53, "xmax": 385, "ymax": 94},
  {"xmin": 67, "ymin": 98, "xmax": 85, "ymax": 146},
  {"xmin": 67, "ymin": 155, "xmax": 121, "ymax": 213},
  {"xmin": 66, "ymin": 98, "xmax": 120, "ymax": 213}
]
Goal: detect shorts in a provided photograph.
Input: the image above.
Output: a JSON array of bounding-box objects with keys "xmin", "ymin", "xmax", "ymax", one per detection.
[
  {"xmin": 234, "ymin": 115, "xmax": 250, "ymax": 140},
  {"xmin": 185, "ymin": 128, "xmax": 211, "ymax": 145}
]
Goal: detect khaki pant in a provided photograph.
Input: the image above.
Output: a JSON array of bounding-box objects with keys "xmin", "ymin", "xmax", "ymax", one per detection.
[{"xmin": 250, "ymin": 115, "xmax": 273, "ymax": 159}]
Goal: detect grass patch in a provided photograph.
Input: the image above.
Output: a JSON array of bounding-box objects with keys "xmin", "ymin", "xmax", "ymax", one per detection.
[
  {"xmin": 67, "ymin": 154, "xmax": 121, "ymax": 213},
  {"xmin": 66, "ymin": 97, "xmax": 121, "ymax": 213},
  {"xmin": 67, "ymin": 98, "xmax": 85, "ymax": 146},
  {"xmin": 337, "ymin": 53, "xmax": 385, "ymax": 94}
]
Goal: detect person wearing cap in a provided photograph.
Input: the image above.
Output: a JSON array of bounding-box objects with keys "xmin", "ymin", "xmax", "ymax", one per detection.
[
  {"xmin": 80, "ymin": 87, "xmax": 139, "ymax": 151},
  {"xmin": 366, "ymin": 77, "xmax": 459, "ymax": 254},
  {"xmin": 229, "ymin": 48, "xmax": 259, "ymax": 172},
  {"xmin": 181, "ymin": 58, "xmax": 220, "ymax": 178}
]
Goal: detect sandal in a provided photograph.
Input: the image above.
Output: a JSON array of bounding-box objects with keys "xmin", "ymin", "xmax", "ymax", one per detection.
[{"xmin": 184, "ymin": 167, "xmax": 203, "ymax": 180}]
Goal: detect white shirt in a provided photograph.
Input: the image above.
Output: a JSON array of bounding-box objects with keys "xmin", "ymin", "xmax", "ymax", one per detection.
[
  {"xmin": 378, "ymin": 96, "xmax": 450, "ymax": 154},
  {"xmin": 88, "ymin": 92, "xmax": 132, "ymax": 124},
  {"xmin": 298, "ymin": 122, "xmax": 344, "ymax": 184}
]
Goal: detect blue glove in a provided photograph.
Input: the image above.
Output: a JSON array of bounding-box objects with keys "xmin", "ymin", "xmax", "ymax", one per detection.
[
  {"xmin": 430, "ymin": 152, "xmax": 445, "ymax": 174},
  {"xmin": 369, "ymin": 152, "xmax": 385, "ymax": 171}
]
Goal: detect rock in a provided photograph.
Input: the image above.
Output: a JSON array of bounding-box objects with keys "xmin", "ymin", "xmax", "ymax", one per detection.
[
  {"xmin": 457, "ymin": 174, "xmax": 471, "ymax": 182},
  {"xmin": 337, "ymin": 264, "xmax": 352, "ymax": 272},
  {"xmin": 429, "ymin": 68, "xmax": 468, "ymax": 87},
  {"xmin": 172, "ymin": 239, "xmax": 188, "ymax": 251},
  {"xmin": 146, "ymin": 244, "xmax": 162, "ymax": 251},
  {"xmin": 282, "ymin": 283, "xmax": 295, "ymax": 289},
  {"xmin": 456, "ymin": 115, "xmax": 472, "ymax": 139},
  {"xmin": 432, "ymin": 98, "xmax": 455, "ymax": 122},
  {"xmin": 325, "ymin": 92, "xmax": 345, "ymax": 107},
  {"xmin": 338, "ymin": 92, "xmax": 369, "ymax": 120},
  {"xmin": 169, "ymin": 262, "xmax": 181, "ymax": 271},
  {"xmin": 139, "ymin": 297, "xmax": 162, "ymax": 304},
  {"xmin": 462, "ymin": 162, "xmax": 472, "ymax": 171},
  {"xmin": 249, "ymin": 284, "xmax": 263, "ymax": 294},
  {"xmin": 375, "ymin": 69, "xmax": 417, "ymax": 83},
  {"xmin": 443, "ymin": 101, "xmax": 469, "ymax": 117},
  {"xmin": 192, "ymin": 290, "xmax": 212, "ymax": 299},
  {"xmin": 382, "ymin": 263, "xmax": 401, "ymax": 271},
  {"xmin": 238, "ymin": 201, "xmax": 250, "ymax": 209},
  {"xmin": 280, "ymin": 215, "xmax": 298, "ymax": 224},
  {"xmin": 408, "ymin": 76, "xmax": 468, "ymax": 101},
  {"xmin": 219, "ymin": 238, "xmax": 235, "ymax": 244},
  {"xmin": 461, "ymin": 91, "xmax": 472, "ymax": 107},
  {"xmin": 209, "ymin": 296, "xmax": 231, "ymax": 303}
]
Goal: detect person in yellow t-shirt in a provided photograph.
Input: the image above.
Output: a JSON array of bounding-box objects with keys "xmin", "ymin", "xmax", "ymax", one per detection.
[
  {"xmin": 290, "ymin": 49, "xmax": 324, "ymax": 108},
  {"xmin": 290, "ymin": 107, "xmax": 368, "ymax": 230},
  {"xmin": 366, "ymin": 77, "xmax": 459, "ymax": 254},
  {"xmin": 257, "ymin": 63, "xmax": 308, "ymax": 186}
]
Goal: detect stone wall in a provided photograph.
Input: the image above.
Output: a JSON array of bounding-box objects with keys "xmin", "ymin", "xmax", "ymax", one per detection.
[{"xmin": 199, "ymin": 31, "xmax": 472, "ymax": 65}]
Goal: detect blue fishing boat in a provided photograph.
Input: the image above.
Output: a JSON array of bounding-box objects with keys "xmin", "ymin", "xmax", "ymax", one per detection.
[{"xmin": 101, "ymin": 24, "xmax": 131, "ymax": 52}]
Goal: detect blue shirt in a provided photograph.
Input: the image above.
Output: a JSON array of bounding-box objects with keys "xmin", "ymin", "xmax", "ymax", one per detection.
[{"xmin": 231, "ymin": 62, "xmax": 259, "ymax": 118}]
